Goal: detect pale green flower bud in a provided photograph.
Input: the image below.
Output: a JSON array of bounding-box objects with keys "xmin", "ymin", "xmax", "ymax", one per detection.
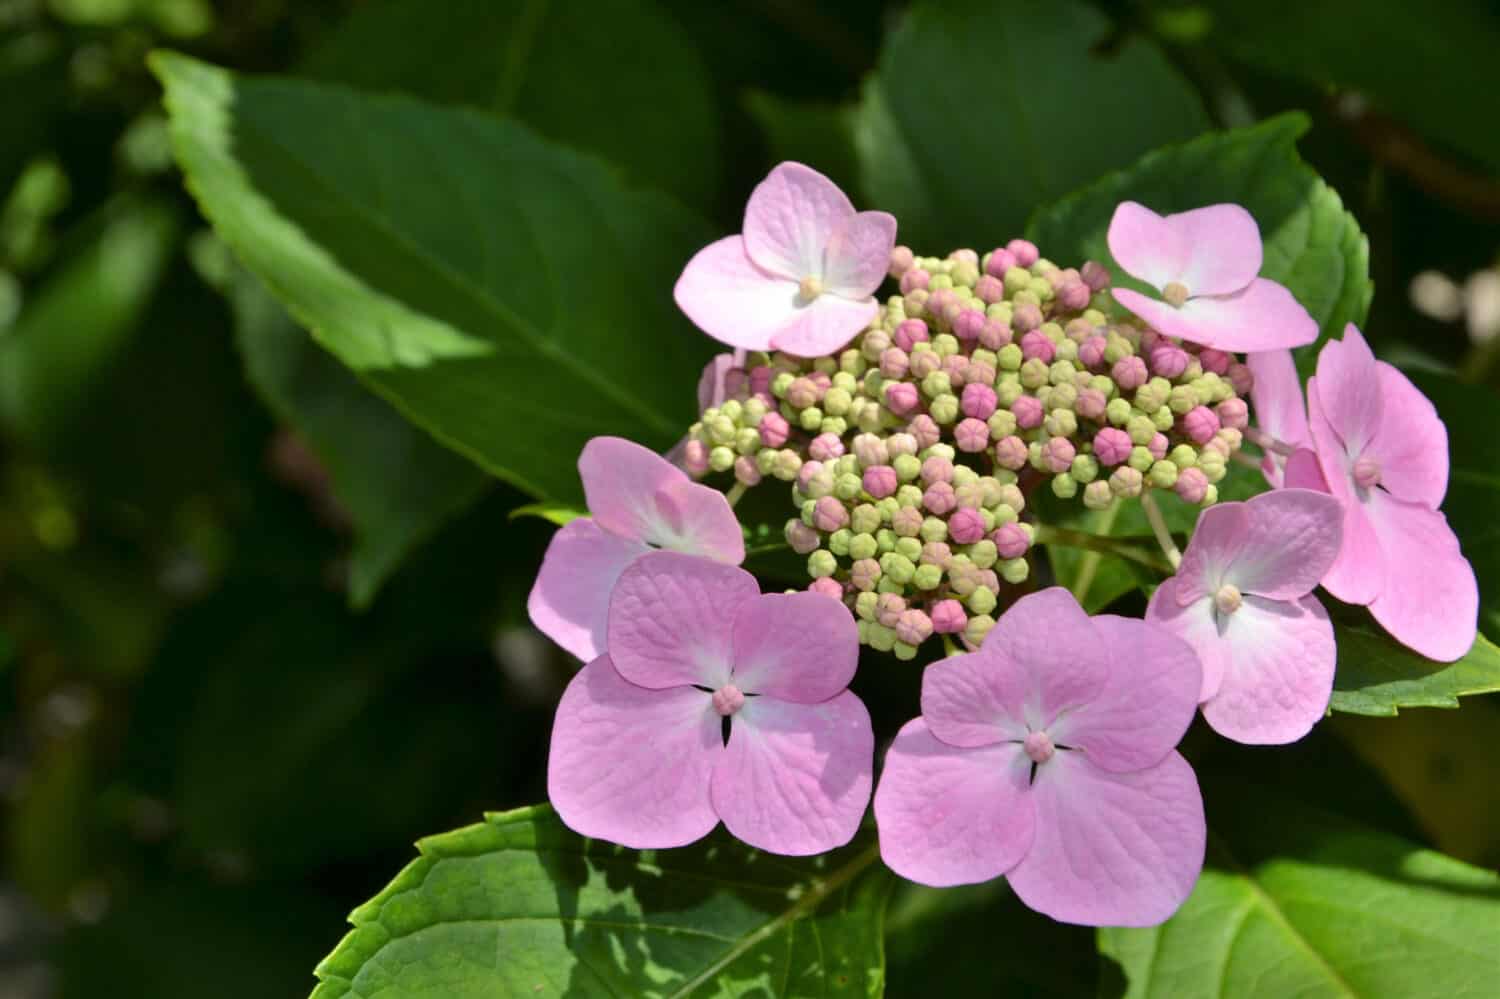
[
  {"xmin": 1000, "ymin": 557, "xmax": 1030, "ymax": 584},
  {"xmin": 991, "ymin": 503, "xmax": 1018, "ymax": 526},
  {"xmin": 969, "ymin": 538, "xmax": 998, "ymax": 569},
  {"xmin": 849, "ymin": 532, "xmax": 878, "ymax": 561},
  {"xmin": 1072, "ymin": 454, "xmax": 1100, "ymax": 484},
  {"xmin": 828, "ymin": 529, "xmax": 852, "ymax": 556},
  {"xmin": 710, "ymin": 446, "xmax": 735, "ymax": 472},
  {"xmin": 914, "ymin": 564, "xmax": 943, "ymax": 590},
  {"xmin": 926, "ymin": 443, "xmax": 957, "ymax": 462},
  {"xmin": 876, "ymin": 528, "xmax": 897, "ymax": 553},
  {"xmin": 1151, "ymin": 406, "xmax": 1174, "ymax": 431},
  {"xmin": 1133, "ymin": 380, "xmax": 1167, "ymax": 413},
  {"xmin": 1004, "ymin": 266, "xmax": 1031, "ymax": 295},
  {"xmin": 1202, "ymin": 483, "xmax": 1219, "ymax": 506},
  {"xmin": 893, "ymin": 641, "xmax": 919, "ymax": 662},
  {"xmin": 823, "ymin": 387, "xmax": 852, "ymax": 417},
  {"xmin": 995, "ymin": 378, "xmax": 1023, "ymax": 407},
  {"xmin": 922, "ymin": 371, "xmax": 953, "ymax": 399},
  {"xmin": 1109, "ymin": 466, "xmax": 1144, "ymax": 498},
  {"xmin": 997, "ymin": 343, "xmax": 1023, "ymax": 372},
  {"xmin": 988, "ymin": 409, "xmax": 1018, "ymax": 438},
  {"xmin": 851, "ymin": 503, "xmax": 882, "ymax": 535},
  {"xmin": 952, "ymin": 465, "xmax": 979, "ymax": 488},
  {"xmin": 1052, "ymin": 473, "xmax": 1078, "ymax": 499},
  {"xmin": 1106, "ymin": 397, "xmax": 1132, "ymax": 426},
  {"xmin": 996, "ymin": 483, "xmax": 1025, "ymax": 512},
  {"xmin": 1128, "ymin": 445, "xmax": 1154, "ymax": 472},
  {"xmin": 734, "ymin": 427, "xmax": 761, "ymax": 455},
  {"xmin": 929, "ymin": 273, "xmax": 954, "ymax": 291},
  {"xmin": 1149, "ymin": 460, "xmax": 1179, "ymax": 489},
  {"xmin": 1046, "ymin": 409, "xmax": 1078, "ymax": 438},
  {"xmin": 835, "ymin": 472, "xmax": 863, "ymax": 501},
  {"xmin": 1127, "ymin": 415, "xmax": 1156, "ymax": 446},
  {"xmin": 743, "ymin": 397, "xmax": 768, "ymax": 425},
  {"xmin": 880, "ymin": 552, "xmax": 916, "ymax": 584},
  {"xmin": 930, "ymin": 393, "xmax": 960, "ymax": 425},
  {"xmin": 808, "ymin": 549, "xmax": 837, "ymax": 578},
  {"xmin": 933, "ymin": 333, "xmax": 960, "ymax": 358},
  {"xmin": 893, "ymin": 454, "xmax": 922, "ymax": 482},
  {"xmin": 968, "ymin": 585, "xmax": 997, "ymax": 615},
  {"xmin": 1049, "ymin": 383, "xmax": 1078, "ymax": 411},
  {"xmin": 708, "ymin": 415, "xmax": 736, "ymax": 445},
  {"xmin": 1169, "ymin": 385, "xmax": 1198, "ymax": 415},
  {"xmin": 1170, "ymin": 444, "xmax": 1197, "ymax": 469},
  {"xmin": 895, "ymin": 536, "xmax": 923, "ymax": 561},
  {"xmin": 965, "ymin": 614, "xmax": 995, "ymax": 647},
  {"xmin": 855, "ymin": 591, "xmax": 879, "ymax": 620},
  {"xmin": 920, "ymin": 517, "xmax": 948, "ymax": 543},
  {"xmin": 866, "ymin": 622, "xmax": 897, "ymax": 652},
  {"xmin": 1020, "ymin": 358, "xmax": 1050, "ymax": 390},
  {"xmin": 1198, "ymin": 450, "xmax": 1227, "ymax": 483},
  {"xmin": 1083, "ymin": 480, "xmax": 1113, "ymax": 510},
  {"xmin": 1054, "ymin": 338, "xmax": 1079, "ymax": 363},
  {"xmin": 876, "ymin": 497, "xmax": 901, "ymax": 522},
  {"xmin": 1049, "ymin": 360, "xmax": 1078, "ymax": 386},
  {"xmin": 897, "ymin": 484, "xmax": 924, "ymax": 508},
  {"xmin": 771, "ymin": 371, "xmax": 795, "ymax": 398},
  {"xmin": 799, "ymin": 406, "xmax": 824, "ymax": 432}
]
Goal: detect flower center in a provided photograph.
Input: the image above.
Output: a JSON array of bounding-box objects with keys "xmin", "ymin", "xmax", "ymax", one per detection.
[
  {"xmin": 1163, "ymin": 281, "xmax": 1190, "ymax": 307},
  {"xmin": 1214, "ymin": 583, "xmax": 1243, "ymax": 615},
  {"xmin": 1023, "ymin": 730, "xmax": 1055, "ymax": 764},
  {"xmin": 1353, "ymin": 455, "xmax": 1381, "ymax": 489},
  {"xmin": 711, "ymin": 683, "xmax": 745, "ymax": 716},
  {"xmin": 798, "ymin": 275, "xmax": 824, "ymax": 302}
]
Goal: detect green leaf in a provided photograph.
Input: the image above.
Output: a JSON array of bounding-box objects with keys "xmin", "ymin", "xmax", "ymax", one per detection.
[
  {"xmin": 743, "ymin": 91, "xmax": 860, "ymax": 201},
  {"xmin": 229, "ymin": 271, "xmax": 489, "ymax": 608},
  {"xmin": 1027, "ymin": 113, "xmax": 1371, "ymax": 351},
  {"xmin": 508, "ymin": 501, "xmax": 586, "ymax": 527},
  {"xmin": 1330, "ymin": 624, "xmax": 1500, "ymax": 716},
  {"xmin": 855, "ymin": 0, "xmax": 1209, "ymax": 254},
  {"xmin": 303, "ymin": 0, "xmax": 722, "ymax": 211},
  {"xmin": 310, "ymin": 805, "xmax": 892, "ymax": 998},
  {"xmin": 1100, "ymin": 792, "xmax": 1500, "ymax": 998},
  {"xmin": 152, "ymin": 52, "xmax": 714, "ymax": 504}
]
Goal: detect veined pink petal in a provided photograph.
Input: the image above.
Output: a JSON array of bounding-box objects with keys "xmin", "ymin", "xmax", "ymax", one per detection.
[
  {"xmin": 527, "ymin": 519, "xmax": 649, "ymax": 662},
  {"xmin": 767, "ymin": 295, "xmax": 878, "ymax": 358},
  {"xmin": 976, "ymin": 588, "xmax": 1108, "ymax": 734},
  {"xmin": 711, "ymin": 691, "xmax": 873, "ymax": 856},
  {"xmin": 1051, "ymin": 615, "xmax": 1201, "ymax": 773},
  {"xmin": 674, "ymin": 235, "xmax": 804, "ymax": 350},
  {"xmin": 730, "ymin": 592, "xmax": 858, "ymax": 703},
  {"xmin": 1308, "ymin": 383, "xmax": 1385, "ymax": 605},
  {"xmin": 1369, "ymin": 361, "xmax": 1448, "ymax": 508},
  {"xmin": 579, "ymin": 436, "xmax": 686, "ymax": 543},
  {"xmin": 651, "ymin": 479, "xmax": 745, "ymax": 564},
  {"xmin": 1365, "ymin": 493, "xmax": 1479, "ymax": 662},
  {"xmin": 823, "ymin": 210, "xmax": 897, "ymax": 299},
  {"xmin": 742, "ymin": 162, "xmax": 855, "ymax": 281},
  {"xmin": 873, "ymin": 719, "xmax": 1034, "ymax": 887},
  {"xmin": 1314, "ymin": 324, "xmax": 1382, "ymax": 457},
  {"xmin": 1113, "ymin": 278, "xmax": 1316, "ymax": 352},
  {"xmin": 1146, "ymin": 578, "xmax": 1230, "ymax": 702},
  {"xmin": 919, "ymin": 646, "xmax": 1032, "ymax": 748},
  {"xmin": 1167, "ymin": 204, "xmax": 1263, "ymax": 296},
  {"xmin": 1107, "ymin": 201, "xmax": 1188, "ymax": 291},
  {"xmin": 1246, "ymin": 348, "xmax": 1310, "ymax": 485},
  {"xmin": 1283, "ymin": 447, "xmax": 1330, "ymax": 492},
  {"xmin": 1006, "ymin": 750, "xmax": 1205, "ymax": 928},
  {"xmin": 1200, "ymin": 593, "xmax": 1335, "ymax": 745},
  {"xmin": 607, "ymin": 551, "xmax": 758, "ymax": 690},
  {"xmin": 548, "ymin": 656, "xmax": 721, "ymax": 849},
  {"xmin": 1226, "ymin": 489, "xmax": 1344, "ymax": 600},
  {"xmin": 1173, "ymin": 502, "xmax": 1249, "ymax": 606}
]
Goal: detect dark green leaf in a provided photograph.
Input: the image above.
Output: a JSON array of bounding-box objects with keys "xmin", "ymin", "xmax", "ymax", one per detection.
[
  {"xmin": 311, "ymin": 806, "xmax": 891, "ymax": 998},
  {"xmin": 1027, "ymin": 113, "xmax": 1372, "ymax": 351},
  {"xmin": 855, "ymin": 0, "xmax": 1209, "ymax": 253},
  {"xmin": 152, "ymin": 52, "xmax": 714, "ymax": 504},
  {"xmin": 1330, "ymin": 623, "xmax": 1500, "ymax": 716},
  {"xmin": 743, "ymin": 91, "xmax": 860, "ymax": 201},
  {"xmin": 508, "ymin": 501, "xmax": 586, "ymax": 527}
]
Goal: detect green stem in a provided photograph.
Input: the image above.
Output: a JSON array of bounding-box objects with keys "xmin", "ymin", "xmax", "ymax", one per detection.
[
  {"xmin": 1139, "ymin": 491, "xmax": 1183, "ymax": 571},
  {"xmin": 941, "ymin": 634, "xmax": 961, "ymax": 657},
  {"xmin": 1032, "ymin": 523, "xmax": 1173, "ymax": 574},
  {"xmin": 725, "ymin": 482, "xmax": 748, "ymax": 507}
]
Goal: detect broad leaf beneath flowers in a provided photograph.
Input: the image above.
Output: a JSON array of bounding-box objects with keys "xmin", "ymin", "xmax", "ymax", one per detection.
[
  {"xmin": 1329, "ymin": 622, "xmax": 1500, "ymax": 716},
  {"xmin": 310, "ymin": 805, "xmax": 892, "ymax": 998}
]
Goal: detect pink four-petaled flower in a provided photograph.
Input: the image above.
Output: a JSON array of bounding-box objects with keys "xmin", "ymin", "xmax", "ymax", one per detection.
[
  {"xmin": 1107, "ymin": 201, "xmax": 1316, "ymax": 352},
  {"xmin": 1147, "ymin": 490, "xmax": 1342, "ymax": 744},
  {"xmin": 548, "ymin": 552, "xmax": 873, "ymax": 854},
  {"xmin": 528, "ymin": 437, "xmax": 744, "ymax": 662},
  {"xmin": 874, "ymin": 588, "xmax": 1205, "ymax": 927},
  {"xmin": 674, "ymin": 162, "xmax": 897, "ymax": 357}
]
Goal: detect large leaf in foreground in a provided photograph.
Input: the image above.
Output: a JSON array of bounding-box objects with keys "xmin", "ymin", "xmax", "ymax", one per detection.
[
  {"xmin": 1101, "ymin": 792, "xmax": 1500, "ymax": 997},
  {"xmin": 1330, "ymin": 624, "xmax": 1500, "ymax": 716},
  {"xmin": 311, "ymin": 805, "xmax": 891, "ymax": 998},
  {"xmin": 1027, "ymin": 114, "xmax": 1371, "ymax": 351},
  {"xmin": 153, "ymin": 52, "xmax": 713, "ymax": 503},
  {"xmin": 855, "ymin": 0, "xmax": 1208, "ymax": 253}
]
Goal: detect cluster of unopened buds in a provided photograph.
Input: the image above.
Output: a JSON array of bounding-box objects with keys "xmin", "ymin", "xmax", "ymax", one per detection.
[{"xmin": 527, "ymin": 163, "xmax": 1479, "ymax": 928}]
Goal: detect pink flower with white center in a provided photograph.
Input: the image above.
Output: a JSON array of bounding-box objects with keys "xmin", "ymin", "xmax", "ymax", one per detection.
[
  {"xmin": 528, "ymin": 438, "xmax": 744, "ymax": 662},
  {"xmin": 1106, "ymin": 201, "xmax": 1317, "ymax": 352},
  {"xmin": 1246, "ymin": 347, "xmax": 1312, "ymax": 487},
  {"xmin": 673, "ymin": 162, "xmax": 897, "ymax": 358},
  {"xmin": 1146, "ymin": 490, "xmax": 1343, "ymax": 744},
  {"xmin": 547, "ymin": 552, "xmax": 873, "ymax": 854},
  {"xmin": 874, "ymin": 588, "xmax": 1205, "ymax": 927}
]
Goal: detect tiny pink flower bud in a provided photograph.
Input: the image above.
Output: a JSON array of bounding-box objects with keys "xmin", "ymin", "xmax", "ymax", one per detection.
[
  {"xmin": 992, "ymin": 522, "xmax": 1030, "ymax": 559},
  {"xmin": 1353, "ymin": 455, "xmax": 1382, "ymax": 489},
  {"xmin": 891, "ymin": 506, "xmax": 924, "ymax": 537},
  {"xmin": 1075, "ymin": 388, "xmax": 1107, "ymax": 421},
  {"xmin": 1012, "ymin": 303, "xmax": 1043, "ymax": 334},
  {"xmin": 852, "ymin": 433, "xmax": 889, "ymax": 468},
  {"xmin": 733, "ymin": 455, "xmax": 762, "ymax": 486},
  {"xmin": 949, "ymin": 507, "xmax": 986, "ymax": 544},
  {"xmin": 1149, "ymin": 343, "xmax": 1189, "ymax": 379},
  {"xmin": 796, "ymin": 460, "xmax": 825, "ymax": 492},
  {"xmin": 880, "ymin": 347, "xmax": 910, "ymax": 379},
  {"xmin": 1043, "ymin": 437, "xmax": 1076, "ymax": 474},
  {"xmin": 887, "ymin": 432, "xmax": 919, "ymax": 458},
  {"xmin": 941, "ymin": 354, "xmax": 969, "ymax": 387},
  {"xmin": 1197, "ymin": 348, "xmax": 1232, "ymax": 375},
  {"xmin": 712, "ymin": 683, "xmax": 746, "ymax": 716},
  {"xmin": 923, "ymin": 481, "xmax": 957, "ymax": 515},
  {"xmin": 1006, "ymin": 238, "xmax": 1039, "ymax": 267},
  {"xmin": 896, "ymin": 609, "xmax": 934, "ymax": 646},
  {"xmin": 850, "ymin": 558, "xmax": 881, "ymax": 591},
  {"xmin": 961, "ymin": 382, "xmax": 999, "ymax": 420},
  {"xmin": 1227, "ymin": 362, "xmax": 1254, "ymax": 396},
  {"xmin": 723, "ymin": 367, "xmax": 749, "ymax": 399},
  {"xmin": 863, "ymin": 465, "xmax": 898, "ymax": 499},
  {"xmin": 809, "ymin": 577, "xmax": 845, "ymax": 601},
  {"xmin": 1175, "ymin": 466, "xmax": 1209, "ymax": 504},
  {"xmin": 930, "ymin": 599, "xmax": 967, "ymax": 634},
  {"xmin": 921, "ymin": 455, "xmax": 955, "ymax": 484},
  {"xmin": 899, "ymin": 268, "xmax": 930, "ymax": 294},
  {"xmin": 1080, "ymin": 260, "xmax": 1111, "ymax": 291},
  {"xmin": 809, "ymin": 433, "xmax": 845, "ymax": 461},
  {"xmin": 1057, "ymin": 279, "xmax": 1090, "ymax": 311},
  {"xmin": 986, "ymin": 247, "xmax": 1017, "ymax": 277},
  {"xmin": 889, "ymin": 245, "xmax": 915, "ymax": 278},
  {"xmin": 994, "ymin": 435, "xmax": 1029, "ymax": 470},
  {"xmin": 1183, "ymin": 405, "xmax": 1221, "ymax": 445},
  {"xmin": 954, "ymin": 482, "xmax": 985, "ymax": 509},
  {"xmin": 950, "ymin": 248, "xmax": 979, "ymax": 265},
  {"xmin": 966, "ymin": 358, "xmax": 997, "ymax": 387},
  {"xmin": 979, "ymin": 569, "xmax": 1001, "ymax": 593},
  {"xmin": 813, "ymin": 495, "xmax": 850, "ymax": 532},
  {"xmin": 1078, "ymin": 335, "xmax": 1108, "ymax": 368},
  {"xmin": 979, "ymin": 317, "xmax": 1012, "ymax": 350},
  {"xmin": 921, "ymin": 541, "xmax": 953, "ymax": 567},
  {"xmin": 975, "ymin": 274, "xmax": 1005, "ymax": 304},
  {"xmin": 953, "ymin": 308, "xmax": 986, "ymax": 342},
  {"xmin": 886, "ymin": 382, "xmax": 921, "ymax": 416},
  {"xmin": 896, "ymin": 320, "xmax": 930, "ymax": 355},
  {"xmin": 1021, "ymin": 330, "xmax": 1056, "ymax": 363},
  {"xmin": 877, "ymin": 593, "xmax": 906, "ymax": 628},
  {"xmin": 684, "ymin": 439, "xmax": 710, "ymax": 477},
  {"xmin": 1216, "ymin": 397, "xmax": 1249, "ymax": 431},
  {"xmin": 909, "ymin": 350, "xmax": 941, "ymax": 378},
  {"xmin": 909, "ymin": 415, "xmax": 942, "ymax": 449},
  {"xmin": 1093, "ymin": 427, "xmax": 1133, "ymax": 466},
  {"xmin": 1148, "ymin": 433, "xmax": 1169, "ymax": 460},
  {"xmin": 809, "ymin": 371, "xmax": 832, "ymax": 394},
  {"xmin": 1011, "ymin": 396, "xmax": 1044, "ymax": 430},
  {"xmin": 1112, "ymin": 355, "xmax": 1148, "ymax": 391},
  {"xmin": 1065, "ymin": 318, "xmax": 1095, "ymax": 343},
  {"xmin": 759, "ymin": 411, "xmax": 790, "ymax": 447},
  {"xmin": 928, "ymin": 289, "xmax": 958, "ymax": 321},
  {"xmin": 954, "ymin": 417, "xmax": 990, "ymax": 453},
  {"xmin": 786, "ymin": 376, "xmax": 820, "ymax": 409},
  {"xmin": 785, "ymin": 518, "xmax": 821, "ymax": 554}
]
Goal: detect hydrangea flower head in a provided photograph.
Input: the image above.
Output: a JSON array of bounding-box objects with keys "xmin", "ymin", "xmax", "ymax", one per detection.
[
  {"xmin": 674, "ymin": 162, "xmax": 897, "ymax": 357},
  {"xmin": 874, "ymin": 588, "xmax": 1205, "ymax": 927},
  {"xmin": 548, "ymin": 552, "xmax": 873, "ymax": 854},
  {"xmin": 1147, "ymin": 489, "xmax": 1342, "ymax": 744},
  {"xmin": 528, "ymin": 437, "xmax": 744, "ymax": 661},
  {"xmin": 1107, "ymin": 201, "xmax": 1317, "ymax": 352}
]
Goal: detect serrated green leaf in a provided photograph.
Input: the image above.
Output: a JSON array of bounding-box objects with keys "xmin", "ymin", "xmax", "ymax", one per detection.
[
  {"xmin": 854, "ymin": 0, "xmax": 1209, "ymax": 253},
  {"xmin": 1027, "ymin": 113, "xmax": 1372, "ymax": 353},
  {"xmin": 152, "ymin": 52, "xmax": 714, "ymax": 504},
  {"xmin": 508, "ymin": 501, "xmax": 586, "ymax": 527},
  {"xmin": 310, "ymin": 805, "xmax": 891, "ymax": 999},
  {"xmin": 1330, "ymin": 624, "xmax": 1500, "ymax": 716},
  {"xmin": 1100, "ymin": 792, "xmax": 1500, "ymax": 998}
]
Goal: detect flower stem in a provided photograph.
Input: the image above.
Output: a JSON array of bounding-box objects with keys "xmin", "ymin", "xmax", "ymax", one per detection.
[
  {"xmin": 1244, "ymin": 427, "xmax": 1294, "ymax": 457},
  {"xmin": 725, "ymin": 482, "xmax": 748, "ymax": 507},
  {"xmin": 942, "ymin": 634, "xmax": 961, "ymax": 657},
  {"xmin": 1139, "ymin": 491, "xmax": 1182, "ymax": 570},
  {"xmin": 1031, "ymin": 523, "xmax": 1174, "ymax": 574},
  {"xmin": 1231, "ymin": 450, "xmax": 1263, "ymax": 470}
]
